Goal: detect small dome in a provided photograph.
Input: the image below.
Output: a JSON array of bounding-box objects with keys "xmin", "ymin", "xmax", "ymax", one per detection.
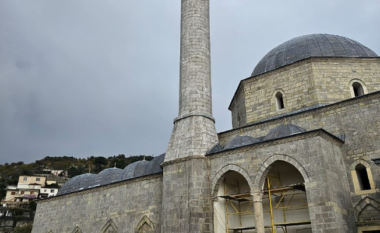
[
  {"xmin": 78, "ymin": 173, "xmax": 96, "ymax": 190},
  {"xmin": 58, "ymin": 173, "xmax": 96, "ymax": 195},
  {"xmin": 142, "ymin": 153, "xmax": 165, "ymax": 176},
  {"xmin": 120, "ymin": 160, "xmax": 148, "ymax": 180},
  {"xmin": 264, "ymin": 124, "xmax": 306, "ymax": 141},
  {"xmin": 58, "ymin": 155, "xmax": 166, "ymax": 195},
  {"xmin": 252, "ymin": 34, "xmax": 378, "ymax": 76},
  {"xmin": 224, "ymin": 135, "xmax": 260, "ymax": 150},
  {"xmin": 91, "ymin": 168, "xmax": 122, "ymax": 187},
  {"xmin": 206, "ymin": 143, "xmax": 223, "ymax": 154}
]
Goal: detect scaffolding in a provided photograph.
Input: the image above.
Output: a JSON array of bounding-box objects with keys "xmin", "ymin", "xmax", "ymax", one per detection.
[
  {"xmin": 263, "ymin": 174, "xmax": 310, "ymax": 233},
  {"xmin": 217, "ymin": 174, "xmax": 311, "ymax": 233},
  {"xmin": 219, "ymin": 179, "xmax": 255, "ymax": 233}
]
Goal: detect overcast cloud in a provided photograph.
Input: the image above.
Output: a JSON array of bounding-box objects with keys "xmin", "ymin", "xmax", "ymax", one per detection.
[{"xmin": 0, "ymin": 1, "xmax": 379, "ymax": 164}]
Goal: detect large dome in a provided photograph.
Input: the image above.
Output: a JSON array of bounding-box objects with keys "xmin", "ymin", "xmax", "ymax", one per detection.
[{"xmin": 252, "ymin": 34, "xmax": 378, "ymax": 76}]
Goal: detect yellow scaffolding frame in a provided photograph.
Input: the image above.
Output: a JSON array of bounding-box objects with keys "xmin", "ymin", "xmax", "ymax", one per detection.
[
  {"xmin": 218, "ymin": 174, "xmax": 311, "ymax": 233},
  {"xmin": 220, "ymin": 178, "xmax": 255, "ymax": 233},
  {"xmin": 263, "ymin": 174, "xmax": 310, "ymax": 233}
]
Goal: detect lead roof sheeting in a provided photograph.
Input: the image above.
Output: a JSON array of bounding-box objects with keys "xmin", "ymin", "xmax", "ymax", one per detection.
[
  {"xmin": 252, "ymin": 34, "xmax": 378, "ymax": 76},
  {"xmin": 264, "ymin": 124, "xmax": 307, "ymax": 141},
  {"xmin": 224, "ymin": 135, "xmax": 260, "ymax": 150}
]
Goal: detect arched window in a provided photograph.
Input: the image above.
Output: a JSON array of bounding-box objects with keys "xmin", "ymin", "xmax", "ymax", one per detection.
[
  {"xmin": 349, "ymin": 79, "xmax": 367, "ymax": 98},
  {"xmin": 350, "ymin": 161, "xmax": 376, "ymax": 195},
  {"xmin": 352, "ymin": 82, "xmax": 364, "ymax": 97},
  {"xmin": 275, "ymin": 92, "xmax": 285, "ymax": 110},
  {"xmin": 355, "ymin": 164, "xmax": 371, "ymax": 190}
]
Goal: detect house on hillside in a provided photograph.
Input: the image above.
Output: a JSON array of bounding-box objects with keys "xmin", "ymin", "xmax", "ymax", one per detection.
[{"xmin": 1, "ymin": 176, "xmax": 59, "ymax": 205}]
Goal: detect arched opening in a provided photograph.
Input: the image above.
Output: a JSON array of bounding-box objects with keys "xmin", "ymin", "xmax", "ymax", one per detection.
[
  {"xmin": 353, "ymin": 82, "xmax": 364, "ymax": 97},
  {"xmin": 214, "ymin": 171, "xmax": 253, "ymax": 233},
  {"xmin": 275, "ymin": 92, "xmax": 285, "ymax": 110},
  {"xmin": 262, "ymin": 161, "xmax": 311, "ymax": 233},
  {"xmin": 356, "ymin": 164, "xmax": 371, "ymax": 190}
]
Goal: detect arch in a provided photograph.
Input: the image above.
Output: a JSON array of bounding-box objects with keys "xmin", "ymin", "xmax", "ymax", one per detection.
[
  {"xmin": 350, "ymin": 160, "xmax": 376, "ymax": 194},
  {"xmin": 135, "ymin": 215, "xmax": 154, "ymax": 233},
  {"xmin": 272, "ymin": 89, "xmax": 286, "ymax": 111},
  {"xmin": 211, "ymin": 164, "xmax": 254, "ymax": 198},
  {"xmin": 349, "ymin": 79, "xmax": 368, "ymax": 97},
  {"xmin": 254, "ymin": 154, "xmax": 309, "ymax": 189},
  {"xmin": 349, "ymin": 159, "xmax": 371, "ymax": 170},
  {"xmin": 72, "ymin": 226, "xmax": 82, "ymax": 233},
  {"xmin": 101, "ymin": 219, "xmax": 118, "ymax": 233}
]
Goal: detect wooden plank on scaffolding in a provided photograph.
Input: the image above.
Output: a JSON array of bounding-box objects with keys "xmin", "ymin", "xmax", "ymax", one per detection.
[
  {"xmin": 263, "ymin": 183, "xmax": 306, "ymax": 194},
  {"xmin": 274, "ymin": 221, "xmax": 311, "ymax": 226}
]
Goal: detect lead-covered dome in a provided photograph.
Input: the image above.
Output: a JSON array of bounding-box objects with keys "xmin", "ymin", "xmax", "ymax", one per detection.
[
  {"xmin": 224, "ymin": 135, "xmax": 260, "ymax": 150},
  {"xmin": 58, "ymin": 154, "xmax": 165, "ymax": 196},
  {"xmin": 58, "ymin": 173, "xmax": 96, "ymax": 195},
  {"xmin": 91, "ymin": 167, "xmax": 122, "ymax": 187},
  {"xmin": 252, "ymin": 34, "xmax": 378, "ymax": 76},
  {"xmin": 264, "ymin": 124, "xmax": 306, "ymax": 141}
]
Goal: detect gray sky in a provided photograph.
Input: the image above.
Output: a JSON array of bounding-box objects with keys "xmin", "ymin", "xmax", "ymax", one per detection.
[{"xmin": 0, "ymin": 1, "xmax": 379, "ymax": 164}]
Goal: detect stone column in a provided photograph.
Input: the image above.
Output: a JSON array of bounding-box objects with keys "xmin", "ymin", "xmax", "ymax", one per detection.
[
  {"xmin": 165, "ymin": 0, "xmax": 218, "ymax": 162},
  {"xmin": 252, "ymin": 191, "xmax": 265, "ymax": 233}
]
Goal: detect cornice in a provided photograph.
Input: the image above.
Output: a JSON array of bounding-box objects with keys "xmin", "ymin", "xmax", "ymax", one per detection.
[{"xmin": 161, "ymin": 156, "xmax": 206, "ymax": 167}]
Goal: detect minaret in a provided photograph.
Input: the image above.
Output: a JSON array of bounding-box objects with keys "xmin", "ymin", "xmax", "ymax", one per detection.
[
  {"xmin": 165, "ymin": 0, "xmax": 218, "ymax": 162},
  {"xmin": 161, "ymin": 1, "xmax": 218, "ymax": 232}
]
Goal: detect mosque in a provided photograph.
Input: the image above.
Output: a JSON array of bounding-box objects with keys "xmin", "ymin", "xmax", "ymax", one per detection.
[{"xmin": 32, "ymin": 1, "xmax": 380, "ymax": 233}]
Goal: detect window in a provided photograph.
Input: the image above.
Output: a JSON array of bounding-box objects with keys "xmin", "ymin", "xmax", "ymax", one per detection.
[
  {"xmin": 275, "ymin": 92, "xmax": 285, "ymax": 110},
  {"xmin": 353, "ymin": 82, "xmax": 364, "ymax": 97},
  {"xmin": 30, "ymin": 191, "xmax": 34, "ymax": 195},
  {"xmin": 349, "ymin": 79, "xmax": 367, "ymax": 98},
  {"xmin": 44, "ymin": 189, "xmax": 47, "ymax": 192},
  {"xmin": 356, "ymin": 164, "xmax": 371, "ymax": 190},
  {"xmin": 51, "ymin": 189, "xmax": 54, "ymax": 193},
  {"xmin": 36, "ymin": 178, "xmax": 40, "ymax": 181},
  {"xmin": 23, "ymin": 177, "xmax": 27, "ymax": 181},
  {"xmin": 351, "ymin": 161, "xmax": 376, "ymax": 195},
  {"xmin": 20, "ymin": 191, "xmax": 24, "ymax": 195},
  {"xmin": 11, "ymin": 192, "xmax": 15, "ymax": 195}
]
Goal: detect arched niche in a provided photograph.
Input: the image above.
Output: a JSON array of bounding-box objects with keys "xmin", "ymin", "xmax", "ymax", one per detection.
[
  {"xmin": 101, "ymin": 219, "xmax": 118, "ymax": 233},
  {"xmin": 212, "ymin": 166, "xmax": 254, "ymax": 233},
  {"xmin": 135, "ymin": 216, "xmax": 154, "ymax": 233},
  {"xmin": 72, "ymin": 226, "xmax": 82, "ymax": 233}
]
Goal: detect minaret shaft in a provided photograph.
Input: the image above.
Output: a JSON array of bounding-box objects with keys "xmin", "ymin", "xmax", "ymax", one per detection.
[
  {"xmin": 179, "ymin": 0, "xmax": 212, "ymax": 118},
  {"xmin": 165, "ymin": 0, "xmax": 218, "ymax": 162}
]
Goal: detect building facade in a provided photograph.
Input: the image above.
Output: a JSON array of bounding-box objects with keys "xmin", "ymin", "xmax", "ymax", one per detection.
[{"xmin": 32, "ymin": 1, "xmax": 380, "ymax": 233}]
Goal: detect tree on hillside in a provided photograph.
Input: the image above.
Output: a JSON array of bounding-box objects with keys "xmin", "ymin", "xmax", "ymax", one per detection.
[
  {"xmin": 68, "ymin": 166, "xmax": 88, "ymax": 178},
  {"xmin": 93, "ymin": 156, "xmax": 107, "ymax": 172}
]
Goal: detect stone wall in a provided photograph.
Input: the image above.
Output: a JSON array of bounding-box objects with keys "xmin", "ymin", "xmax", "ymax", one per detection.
[
  {"xmin": 220, "ymin": 91, "xmax": 380, "ymax": 224},
  {"xmin": 235, "ymin": 60, "xmax": 318, "ymax": 125},
  {"xmin": 230, "ymin": 58, "xmax": 380, "ymax": 126},
  {"xmin": 32, "ymin": 175, "xmax": 162, "ymax": 233},
  {"xmin": 312, "ymin": 58, "xmax": 380, "ymax": 105},
  {"xmin": 161, "ymin": 159, "xmax": 213, "ymax": 233},
  {"xmin": 209, "ymin": 131, "xmax": 355, "ymax": 232},
  {"xmin": 229, "ymin": 84, "xmax": 246, "ymax": 128}
]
